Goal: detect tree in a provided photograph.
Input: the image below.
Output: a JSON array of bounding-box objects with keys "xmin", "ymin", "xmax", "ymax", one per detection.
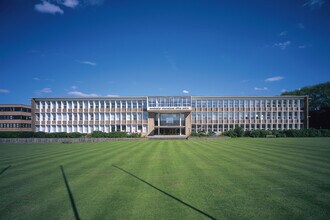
[{"xmin": 281, "ymin": 81, "xmax": 330, "ymax": 129}]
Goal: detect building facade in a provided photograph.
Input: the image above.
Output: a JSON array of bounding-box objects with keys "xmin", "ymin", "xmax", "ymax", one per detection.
[
  {"xmin": 0, "ymin": 104, "xmax": 32, "ymax": 132},
  {"xmin": 32, "ymin": 96, "xmax": 308, "ymax": 135}
]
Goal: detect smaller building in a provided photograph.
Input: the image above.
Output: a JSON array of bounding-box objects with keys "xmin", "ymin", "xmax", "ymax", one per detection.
[{"xmin": 0, "ymin": 104, "xmax": 32, "ymax": 132}]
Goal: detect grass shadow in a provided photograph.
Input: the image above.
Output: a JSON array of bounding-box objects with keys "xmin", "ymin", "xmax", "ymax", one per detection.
[
  {"xmin": 0, "ymin": 165, "xmax": 11, "ymax": 176},
  {"xmin": 60, "ymin": 165, "xmax": 81, "ymax": 220},
  {"xmin": 112, "ymin": 164, "xmax": 216, "ymax": 220}
]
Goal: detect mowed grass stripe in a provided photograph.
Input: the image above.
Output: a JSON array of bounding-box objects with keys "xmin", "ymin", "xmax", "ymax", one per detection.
[
  {"xmin": 2, "ymin": 141, "xmax": 134, "ymax": 177},
  {"xmin": 241, "ymin": 138, "xmax": 330, "ymax": 163},
  {"xmin": 194, "ymin": 139, "xmax": 330, "ymax": 219},
  {"xmin": 188, "ymin": 140, "xmax": 321, "ymax": 219},
  {"xmin": 0, "ymin": 142, "xmax": 140, "ymax": 219},
  {"xmin": 0, "ymin": 143, "xmax": 93, "ymax": 164},
  {"xmin": 74, "ymin": 141, "xmax": 158, "ymax": 219},
  {"xmin": 0, "ymin": 141, "xmax": 137, "ymax": 168},
  {"xmin": 183, "ymin": 141, "xmax": 273, "ymax": 219},
  {"xmin": 113, "ymin": 141, "xmax": 174, "ymax": 219},
  {"xmin": 242, "ymin": 138, "xmax": 330, "ymax": 164},
  {"xmin": 220, "ymin": 140, "xmax": 330, "ymax": 182},
  {"xmin": 0, "ymin": 138, "xmax": 329, "ymax": 220},
  {"xmin": 200, "ymin": 139, "xmax": 329, "ymax": 182}
]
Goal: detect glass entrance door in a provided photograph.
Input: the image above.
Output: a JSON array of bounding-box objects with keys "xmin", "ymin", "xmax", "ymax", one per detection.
[{"xmin": 154, "ymin": 128, "xmax": 185, "ymax": 135}]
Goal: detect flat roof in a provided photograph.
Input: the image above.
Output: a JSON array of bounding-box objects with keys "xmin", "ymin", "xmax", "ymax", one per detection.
[
  {"xmin": 32, "ymin": 95, "xmax": 307, "ymax": 100},
  {"xmin": 0, "ymin": 104, "xmax": 31, "ymax": 108}
]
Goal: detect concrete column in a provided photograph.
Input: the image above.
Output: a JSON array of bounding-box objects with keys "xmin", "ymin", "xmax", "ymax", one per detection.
[
  {"xmin": 185, "ymin": 112, "xmax": 191, "ymax": 136},
  {"xmin": 147, "ymin": 112, "xmax": 155, "ymax": 136}
]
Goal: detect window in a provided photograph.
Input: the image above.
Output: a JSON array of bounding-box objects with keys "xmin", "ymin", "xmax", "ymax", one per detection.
[
  {"xmin": 239, "ymin": 100, "xmax": 243, "ymax": 108},
  {"xmin": 234, "ymin": 100, "xmax": 239, "ymax": 108},
  {"xmin": 138, "ymin": 101, "xmax": 143, "ymax": 108},
  {"xmin": 122, "ymin": 101, "xmax": 126, "ymax": 109},
  {"xmin": 256, "ymin": 100, "xmax": 260, "ymax": 108},
  {"xmin": 137, "ymin": 113, "xmax": 142, "ymax": 121},
  {"xmin": 141, "ymin": 111, "xmax": 147, "ymax": 120},
  {"xmin": 196, "ymin": 100, "xmax": 201, "ymax": 108},
  {"xmin": 192, "ymin": 112, "xmax": 196, "ymax": 120},
  {"xmin": 207, "ymin": 100, "xmax": 212, "ymax": 108},
  {"xmin": 250, "ymin": 100, "xmax": 254, "ymax": 108},
  {"xmin": 228, "ymin": 100, "xmax": 233, "ymax": 108},
  {"xmin": 218, "ymin": 100, "xmax": 223, "ymax": 108}
]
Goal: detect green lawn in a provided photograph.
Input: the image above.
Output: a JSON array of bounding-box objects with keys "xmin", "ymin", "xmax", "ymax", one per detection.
[{"xmin": 0, "ymin": 138, "xmax": 330, "ymax": 220}]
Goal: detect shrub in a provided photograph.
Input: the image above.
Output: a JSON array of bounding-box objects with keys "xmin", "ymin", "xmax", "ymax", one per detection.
[
  {"xmin": 222, "ymin": 130, "xmax": 237, "ymax": 137},
  {"xmin": 190, "ymin": 132, "xmax": 210, "ymax": 137},
  {"xmin": 234, "ymin": 127, "xmax": 244, "ymax": 137}
]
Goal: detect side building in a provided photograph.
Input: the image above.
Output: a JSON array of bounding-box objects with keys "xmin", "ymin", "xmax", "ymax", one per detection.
[
  {"xmin": 0, "ymin": 104, "xmax": 32, "ymax": 132},
  {"xmin": 32, "ymin": 96, "xmax": 308, "ymax": 135}
]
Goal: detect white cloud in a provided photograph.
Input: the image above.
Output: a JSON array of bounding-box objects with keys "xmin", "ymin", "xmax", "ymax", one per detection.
[
  {"xmin": 62, "ymin": 0, "xmax": 79, "ymax": 8},
  {"xmin": 0, "ymin": 89, "xmax": 10, "ymax": 94},
  {"xmin": 106, "ymin": 94, "xmax": 119, "ymax": 97},
  {"xmin": 40, "ymin": 88, "xmax": 52, "ymax": 93},
  {"xmin": 35, "ymin": 1, "xmax": 64, "ymax": 14},
  {"xmin": 254, "ymin": 87, "xmax": 268, "ymax": 91},
  {"xmin": 33, "ymin": 77, "xmax": 40, "ymax": 81},
  {"xmin": 273, "ymin": 41, "xmax": 291, "ymax": 50},
  {"xmin": 265, "ymin": 76, "xmax": 284, "ymax": 82},
  {"xmin": 279, "ymin": 31, "xmax": 287, "ymax": 36},
  {"xmin": 298, "ymin": 45, "xmax": 307, "ymax": 49},
  {"xmin": 78, "ymin": 60, "xmax": 97, "ymax": 66},
  {"xmin": 68, "ymin": 91, "xmax": 99, "ymax": 97},
  {"xmin": 182, "ymin": 90, "xmax": 189, "ymax": 94},
  {"xmin": 71, "ymin": 85, "xmax": 78, "ymax": 90},
  {"xmin": 303, "ymin": 0, "xmax": 325, "ymax": 9}
]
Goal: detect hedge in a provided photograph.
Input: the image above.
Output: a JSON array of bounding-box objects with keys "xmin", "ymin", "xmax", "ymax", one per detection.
[
  {"xmin": 0, "ymin": 131, "xmax": 141, "ymax": 138},
  {"xmin": 222, "ymin": 128, "xmax": 330, "ymax": 138},
  {"xmin": 88, "ymin": 131, "xmax": 141, "ymax": 138},
  {"xmin": 190, "ymin": 132, "xmax": 210, "ymax": 137}
]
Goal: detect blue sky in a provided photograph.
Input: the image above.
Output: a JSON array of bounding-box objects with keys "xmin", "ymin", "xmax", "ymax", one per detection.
[{"xmin": 0, "ymin": 0, "xmax": 329, "ymax": 105}]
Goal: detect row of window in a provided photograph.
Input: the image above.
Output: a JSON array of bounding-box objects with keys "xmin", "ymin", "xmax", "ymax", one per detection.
[
  {"xmin": 0, "ymin": 123, "xmax": 32, "ymax": 128},
  {"xmin": 35, "ymin": 98, "xmax": 306, "ymax": 109},
  {"xmin": 148, "ymin": 97, "xmax": 191, "ymax": 107},
  {"xmin": 35, "ymin": 112, "xmax": 149, "ymax": 121},
  {"xmin": 0, "ymin": 115, "xmax": 32, "ymax": 120},
  {"xmin": 191, "ymin": 112, "xmax": 304, "ymax": 120},
  {"xmin": 191, "ymin": 99, "xmax": 304, "ymax": 108},
  {"xmin": 36, "ymin": 100, "xmax": 147, "ymax": 109},
  {"xmin": 192, "ymin": 123, "xmax": 304, "ymax": 132},
  {"xmin": 0, "ymin": 107, "xmax": 31, "ymax": 112},
  {"xmin": 36, "ymin": 125, "xmax": 147, "ymax": 133}
]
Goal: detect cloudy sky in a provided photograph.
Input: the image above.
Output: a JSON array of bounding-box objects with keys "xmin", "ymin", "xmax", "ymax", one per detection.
[{"xmin": 0, "ymin": 0, "xmax": 329, "ymax": 104}]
